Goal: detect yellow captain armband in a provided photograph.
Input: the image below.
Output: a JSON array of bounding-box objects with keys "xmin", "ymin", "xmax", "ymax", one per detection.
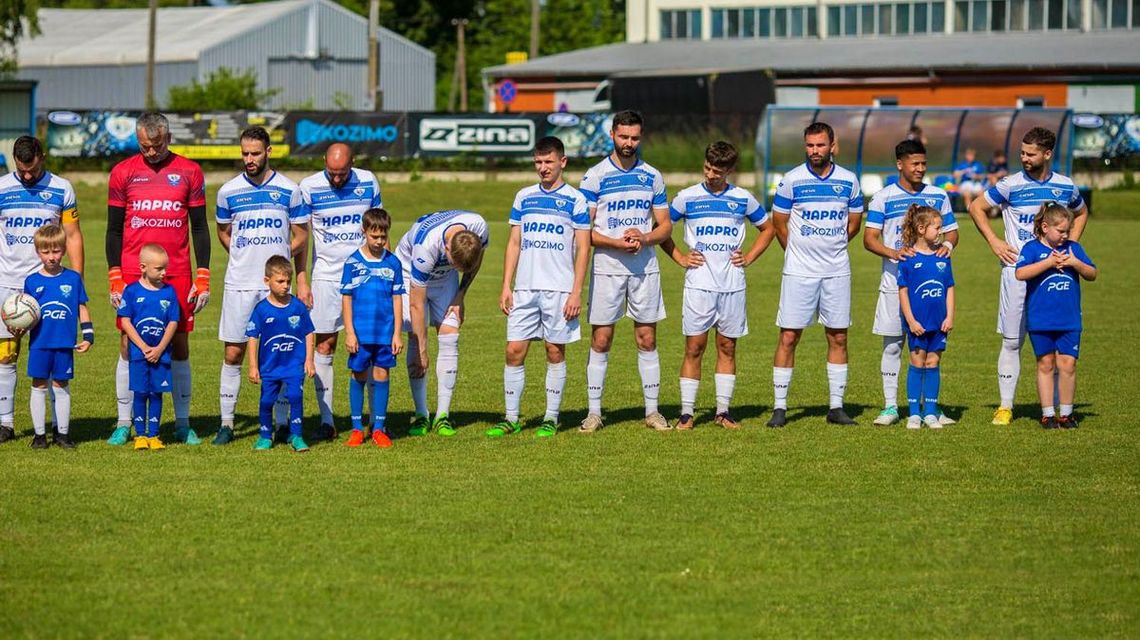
[
  {"xmin": 0, "ymin": 337, "xmax": 21, "ymax": 364},
  {"xmin": 62, "ymin": 208, "xmax": 79, "ymax": 224}
]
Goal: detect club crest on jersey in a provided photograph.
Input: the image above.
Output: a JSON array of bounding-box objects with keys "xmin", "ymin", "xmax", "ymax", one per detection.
[
  {"xmin": 926, "ymin": 198, "xmax": 938, "ymax": 207},
  {"xmin": 39, "ymin": 191, "xmax": 52, "ymax": 201},
  {"xmin": 936, "ymin": 261, "xmax": 947, "ymax": 271},
  {"xmin": 60, "ymin": 284, "xmax": 72, "ymax": 297},
  {"xmin": 167, "ymin": 174, "xmax": 181, "ymax": 186},
  {"xmin": 555, "ymin": 199, "xmax": 566, "ymax": 208},
  {"xmin": 1051, "ymin": 189, "xmax": 1062, "ymax": 198},
  {"xmin": 245, "ymin": 320, "xmax": 256, "ymax": 333},
  {"xmin": 269, "ymin": 191, "xmax": 281, "ymax": 202},
  {"xmin": 638, "ymin": 175, "xmax": 648, "ymax": 184},
  {"xmin": 833, "ymin": 185, "xmax": 844, "ymax": 194},
  {"xmin": 159, "ymin": 300, "xmax": 171, "ymax": 311},
  {"xmin": 353, "ymin": 186, "xmax": 365, "ymax": 197},
  {"xmin": 288, "ymin": 315, "xmax": 300, "ymax": 328}
]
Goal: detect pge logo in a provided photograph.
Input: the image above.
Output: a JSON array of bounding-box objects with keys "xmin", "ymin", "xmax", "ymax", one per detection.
[
  {"xmin": 1046, "ymin": 279, "xmax": 1072, "ymax": 292},
  {"xmin": 270, "ymin": 341, "xmax": 296, "ymax": 352},
  {"xmin": 43, "ymin": 309, "xmax": 69, "ymax": 320}
]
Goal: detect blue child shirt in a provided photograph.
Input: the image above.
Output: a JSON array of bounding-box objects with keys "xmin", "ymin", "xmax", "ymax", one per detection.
[
  {"xmin": 24, "ymin": 268, "xmax": 88, "ymax": 349},
  {"xmin": 896, "ymin": 253, "xmax": 955, "ymax": 332},
  {"xmin": 1017, "ymin": 239, "xmax": 1095, "ymax": 332},
  {"xmin": 117, "ymin": 281, "xmax": 181, "ymax": 362},
  {"xmin": 340, "ymin": 248, "xmax": 404, "ymax": 345},
  {"xmin": 244, "ymin": 296, "xmax": 314, "ymax": 380}
]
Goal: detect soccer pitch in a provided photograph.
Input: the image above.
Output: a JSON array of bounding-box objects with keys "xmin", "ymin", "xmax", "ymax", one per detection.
[{"xmin": 1, "ymin": 179, "xmax": 1137, "ymax": 637}]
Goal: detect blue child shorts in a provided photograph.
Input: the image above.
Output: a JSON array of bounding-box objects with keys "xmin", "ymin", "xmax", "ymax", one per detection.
[
  {"xmin": 907, "ymin": 329, "xmax": 947, "ymax": 353},
  {"xmin": 27, "ymin": 348, "xmax": 75, "ymax": 380},
  {"xmin": 129, "ymin": 359, "xmax": 172, "ymax": 393},
  {"xmin": 347, "ymin": 343, "xmax": 396, "ymax": 372},
  {"xmin": 1029, "ymin": 330, "xmax": 1081, "ymax": 359}
]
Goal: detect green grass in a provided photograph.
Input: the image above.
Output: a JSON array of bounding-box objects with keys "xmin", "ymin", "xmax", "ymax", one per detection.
[{"xmin": 1, "ymin": 179, "xmax": 1137, "ymax": 638}]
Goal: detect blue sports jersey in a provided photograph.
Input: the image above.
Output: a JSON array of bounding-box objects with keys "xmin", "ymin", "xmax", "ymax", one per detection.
[
  {"xmin": 340, "ymin": 249, "xmax": 404, "ymax": 344},
  {"xmin": 896, "ymin": 253, "xmax": 955, "ymax": 332},
  {"xmin": 117, "ymin": 281, "xmax": 180, "ymax": 362},
  {"xmin": 245, "ymin": 296, "xmax": 314, "ymax": 380},
  {"xmin": 23, "ymin": 268, "xmax": 87, "ymax": 349},
  {"xmin": 1017, "ymin": 239, "xmax": 1094, "ymax": 332},
  {"xmin": 954, "ymin": 160, "xmax": 986, "ymax": 182}
]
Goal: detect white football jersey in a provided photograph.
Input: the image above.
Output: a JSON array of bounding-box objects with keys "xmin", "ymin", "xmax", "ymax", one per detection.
[
  {"xmin": 771, "ymin": 162, "xmax": 863, "ymax": 277},
  {"xmin": 509, "ymin": 182, "xmax": 590, "ymax": 293},
  {"xmin": 0, "ymin": 171, "xmax": 78, "ymax": 289},
  {"xmin": 299, "ymin": 167, "xmax": 382, "ymax": 283},
  {"xmin": 579, "ymin": 157, "xmax": 667, "ymax": 276},
  {"xmin": 866, "ymin": 182, "xmax": 957, "ymax": 292},
  {"xmin": 395, "ymin": 210, "xmax": 489, "ymax": 288},
  {"xmin": 983, "ymin": 170, "xmax": 1083, "ymax": 255},
  {"xmin": 670, "ymin": 182, "xmax": 767, "ymax": 292},
  {"xmin": 216, "ymin": 171, "xmax": 307, "ymax": 289}
]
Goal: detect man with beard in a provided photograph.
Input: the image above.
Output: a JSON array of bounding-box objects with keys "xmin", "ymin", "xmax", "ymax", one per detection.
[
  {"xmin": 211, "ymin": 127, "xmax": 308, "ymax": 445},
  {"xmin": 298, "ymin": 143, "xmax": 382, "ymax": 441},
  {"xmin": 106, "ymin": 112, "xmax": 211, "ymax": 446},
  {"xmin": 0, "ymin": 136, "xmax": 85, "ymax": 444},
  {"xmin": 767, "ymin": 122, "xmax": 864, "ymax": 428},
  {"xmin": 578, "ymin": 110, "xmax": 672, "ymax": 433},
  {"xmin": 966, "ymin": 127, "xmax": 1088, "ymax": 426}
]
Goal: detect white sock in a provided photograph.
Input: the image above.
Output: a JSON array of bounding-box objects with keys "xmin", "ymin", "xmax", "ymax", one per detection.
[
  {"xmin": 406, "ymin": 337, "xmax": 429, "ymax": 417},
  {"xmin": 313, "ymin": 353, "xmax": 335, "ymax": 425},
  {"xmin": 504, "ymin": 364, "xmax": 525, "ymax": 422},
  {"xmin": 544, "ymin": 361, "xmax": 567, "ymax": 422},
  {"xmin": 435, "ymin": 333, "xmax": 459, "ymax": 416},
  {"xmin": 219, "ymin": 363, "xmax": 241, "ymax": 422},
  {"xmin": 116, "ymin": 356, "xmax": 132, "ymax": 425},
  {"xmin": 1060, "ymin": 403, "xmax": 1073, "ymax": 417},
  {"xmin": 1042, "ymin": 405, "xmax": 1056, "ymax": 417},
  {"xmin": 637, "ymin": 349, "xmax": 661, "ymax": 416},
  {"xmin": 679, "ymin": 377, "xmax": 699, "ymax": 415},
  {"xmin": 586, "ymin": 349, "xmax": 608, "ymax": 416},
  {"xmin": 773, "ymin": 367, "xmax": 793, "ymax": 410},
  {"xmin": 51, "ymin": 385, "xmax": 71, "ymax": 434},
  {"xmin": 827, "ymin": 362, "xmax": 848, "ymax": 409},
  {"xmin": 171, "ymin": 358, "xmax": 191, "ymax": 428},
  {"xmin": 274, "ymin": 394, "xmax": 289, "ymax": 427},
  {"xmin": 715, "ymin": 373, "xmax": 735, "ymax": 415},
  {"xmin": 30, "ymin": 386, "xmax": 47, "ymax": 436},
  {"xmin": 0, "ymin": 362, "xmax": 16, "ymax": 426},
  {"xmin": 881, "ymin": 336, "xmax": 903, "ymax": 408},
  {"xmin": 998, "ymin": 336, "xmax": 1022, "ymax": 408}
]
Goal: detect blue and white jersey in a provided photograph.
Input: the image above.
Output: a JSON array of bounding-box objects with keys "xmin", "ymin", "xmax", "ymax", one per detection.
[
  {"xmin": 954, "ymin": 159, "xmax": 986, "ymax": 183},
  {"xmin": 340, "ymin": 249, "xmax": 405, "ymax": 344},
  {"xmin": 216, "ymin": 171, "xmax": 307, "ymax": 289},
  {"xmin": 509, "ymin": 182, "xmax": 590, "ymax": 293},
  {"xmin": 299, "ymin": 168, "xmax": 382, "ymax": 283},
  {"xmin": 579, "ymin": 157, "xmax": 668, "ymax": 276},
  {"xmin": 771, "ymin": 162, "xmax": 863, "ymax": 277},
  {"xmin": 23, "ymin": 268, "xmax": 87, "ymax": 349},
  {"xmin": 896, "ymin": 253, "xmax": 954, "ymax": 332},
  {"xmin": 983, "ymin": 171, "xmax": 1083, "ymax": 256},
  {"xmin": 866, "ymin": 183, "xmax": 957, "ymax": 292},
  {"xmin": 670, "ymin": 182, "xmax": 767, "ymax": 292},
  {"xmin": 245, "ymin": 296, "xmax": 314, "ymax": 380},
  {"xmin": 0, "ymin": 171, "xmax": 78, "ymax": 289},
  {"xmin": 117, "ymin": 281, "xmax": 180, "ymax": 362},
  {"xmin": 1017, "ymin": 238, "xmax": 1094, "ymax": 332},
  {"xmin": 394, "ymin": 210, "xmax": 489, "ymax": 288}
]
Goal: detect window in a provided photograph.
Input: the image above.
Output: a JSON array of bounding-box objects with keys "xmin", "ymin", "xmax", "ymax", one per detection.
[
  {"xmin": 775, "ymin": 7, "xmax": 788, "ymax": 36},
  {"xmin": 973, "ymin": 0, "xmax": 988, "ymax": 29},
  {"xmin": 1111, "ymin": 0, "xmax": 1129, "ymax": 26},
  {"xmin": 661, "ymin": 9, "xmax": 702, "ymax": 39},
  {"xmin": 1068, "ymin": 0, "xmax": 1083, "ymax": 28},
  {"xmin": 1029, "ymin": 0, "xmax": 1045, "ymax": 27},
  {"xmin": 845, "ymin": 4, "xmax": 859, "ymax": 34},
  {"xmin": 992, "ymin": 0, "xmax": 1007, "ymax": 29},
  {"xmin": 862, "ymin": 4, "xmax": 876, "ymax": 33},
  {"xmin": 711, "ymin": 9, "xmax": 725, "ymax": 37},
  {"xmin": 759, "ymin": 8, "xmax": 771, "ymax": 36},
  {"xmin": 897, "ymin": 2, "xmax": 911, "ymax": 33},
  {"xmin": 829, "ymin": 6, "xmax": 842, "ymax": 34},
  {"xmin": 880, "ymin": 3, "xmax": 894, "ymax": 33},
  {"xmin": 874, "ymin": 96, "xmax": 900, "ymax": 106},
  {"xmin": 1018, "ymin": 96, "xmax": 1046, "ymax": 107},
  {"xmin": 808, "ymin": 7, "xmax": 819, "ymax": 34},
  {"xmin": 915, "ymin": 2, "xmax": 929, "ymax": 31},
  {"xmin": 955, "ymin": 0, "xmax": 969, "ymax": 30},
  {"xmin": 932, "ymin": 1, "xmax": 946, "ymax": 29},
  {"xmin": 1048, "ymin": 0, "xmax": 1064, "ymax": 27},
  {"xmin": 1010, "ymin": 0, "xmax": 1027, "ymax": 28},
  {"xmin": 791, "ymin": 6, "xmax": 805, "ymax": 35}
]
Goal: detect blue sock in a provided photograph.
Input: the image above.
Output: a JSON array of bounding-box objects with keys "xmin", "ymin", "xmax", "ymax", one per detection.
[
  {"xmin": 147, "ymin": 393, "xmax": 163, "ymax": 437},
  {"xmin": 349, "ymin": 376, "xmax": 366, "ymax": 431},
  {"xmin": 907, "ymin": 365, "xmax": 924, "ymax": 417},
  {"xmin": 133, "ymin": 392, "xmax": 148, "ymax": 437},
  {"xmin": 258, "ymin": 393, "xmax": 275, "ymax": 441},
  {"xmin": 923, "ymin": 365, "xmax": 941, "ymax": 417},
  {"xmin": 288, "ymin": 381, "xmax": 303, "ymax": 438},
  {"xmin": 371, "ymin": 377, "xmax": 390, "ymax": 434}
]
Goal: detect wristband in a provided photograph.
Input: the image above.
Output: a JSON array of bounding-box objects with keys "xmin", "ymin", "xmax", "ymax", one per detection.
[
  {"xmin": 942, "ymin": 240, "xmax": 955, "ymax": 252},
  {"xmin": 81, "ymin": 321, "xmax": 94, "ymax": 344}
]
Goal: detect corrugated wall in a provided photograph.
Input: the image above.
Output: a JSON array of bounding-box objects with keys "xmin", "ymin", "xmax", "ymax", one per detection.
[
  {"xmin": 18, "ymin": 62, "xmax": 197, "ymax": 110},
  {"xmin": 377, "ymin": 28, "xmax": 435, "ymax": 111}
]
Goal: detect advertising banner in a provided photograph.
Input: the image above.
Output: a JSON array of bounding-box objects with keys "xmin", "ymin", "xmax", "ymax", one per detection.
[
  {"xmin": 286, "ymin": 112, "xmax": 406, "ymax": 158},
  {"xmin": 540, "ymin": 112, "xmax": 613, "ymax": 158},
  {"xmin": 409, "ymin": 114, "xmax": 542, "ymax": 156},
  {"xmin": 1072, "ymin": 113, "xmax": 1140, "ymax": 160}
]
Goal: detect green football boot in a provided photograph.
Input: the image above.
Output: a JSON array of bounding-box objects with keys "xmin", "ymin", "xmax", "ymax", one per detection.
[{"xmin": 484, "ymin": 420, "xmax": 521, "ymax": 438}]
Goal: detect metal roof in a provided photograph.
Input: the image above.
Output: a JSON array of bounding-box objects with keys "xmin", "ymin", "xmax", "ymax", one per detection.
[{"xmin": 483, "ymin": 31, "xmax": 1140, "ymax": 79}]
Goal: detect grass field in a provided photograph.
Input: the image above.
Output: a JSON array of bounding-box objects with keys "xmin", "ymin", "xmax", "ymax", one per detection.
[{"xmin": 1, "ymin": 178, "xmax": 1138, "ymax": 638}]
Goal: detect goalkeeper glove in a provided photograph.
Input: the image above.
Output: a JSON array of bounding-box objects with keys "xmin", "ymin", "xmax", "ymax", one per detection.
[
  {"xmin": 107, "ymin": 267, "xmax": 125, "ymax": 308},
  {"xmin": 189, "ymin": 267, "xmax": 211, "ymax": 314}
]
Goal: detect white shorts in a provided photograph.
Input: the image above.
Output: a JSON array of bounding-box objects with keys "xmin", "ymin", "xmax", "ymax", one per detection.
[
  {"xmin": 310, "ymin": 279, "xmax": 344, "ymax": 334},
  {"xmin": 507, "ymin": 290, "xmax": 581, "ymax": 344},
  {"xmin": 997, "ymin": 267, "xmax": 1027, "ymax": 339},
  {"xmin": 872, "ymin": 289, "xmax": 902, "ymax": 336},
  {"xmin": 0, "ymin": 285, "xmax": 23, "ymax": 340},
  {"xmin": 587, "ymin": 272, "xmax": 666, "ymax": 325},
  {"xmin": 776, "ymin": 274, "xmax": 851, "ymax": 330},
  {"xmin": 402, "ymin": 273, "xmax": 461, "ymax": 332},
  {"xmin": 218, "ymin": 288, "xmax": 267, "ymax": 343},
  {"xmin": 959, "ymin": 180, "xmax": 985, "ymax": 195},
  {"xmin": 682, "ymin": 288, "xmax": 748, "ymax": 338}
]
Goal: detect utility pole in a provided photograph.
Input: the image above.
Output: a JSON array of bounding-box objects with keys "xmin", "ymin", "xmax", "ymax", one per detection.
[
  {"xmin": 529, "ymin": 0, "xmax": 540, "ymax": 59},
  {"xmin": 145, "ymin": 0, "xmax": 158, "ymax": 110},
  {"xmin": 451, "ymin": 18, "xmax": 469, "ymax": 112},
  {"xmin": 367, "ymin": 0, "xmax": 379, "ymax": 110}
]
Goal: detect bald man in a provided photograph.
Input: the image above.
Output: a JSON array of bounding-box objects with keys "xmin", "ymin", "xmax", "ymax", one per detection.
[{"xmin": 298, "ymin": 144, "xmax": 383, "ymax": 441}]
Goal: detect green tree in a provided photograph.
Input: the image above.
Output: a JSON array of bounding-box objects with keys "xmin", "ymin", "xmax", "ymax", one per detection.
[
  {"xmin": 166, "ymin": 67, "xmax": 280, "ymax": 110},
  {"xmin": 1, "ymin": 0, "xmax": 40, "ymax": 75}
]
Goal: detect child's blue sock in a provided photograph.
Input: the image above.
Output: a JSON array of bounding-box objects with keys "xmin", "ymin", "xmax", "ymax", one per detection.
[
  {"xmin": 258, "ymin": 389, "xmax": 275, "ymax": 441},
  {"xmin": 907, "ymin": 365, "xmax": 924, "ymax": 417},
  {"xmin": 133, "ymin": 392, "xmax": 148, "ymax": 437},
  {"xmin": 146, "ymin": 393, "xmax": 163, "ymax": 437},
  {"xmin": 349, "ymin": 376, "xmax": 366, "ymax": 431},
  {"xmin": 288, "ymin": 382, "xmax": 304, "ymax": 437},
  {"xmin": 923, "ymin": 364, "xmax": 941, "ymax": 418},
  {"xmin": 371, "ymin": 377, "xmax": 390, "ymax": 434}
]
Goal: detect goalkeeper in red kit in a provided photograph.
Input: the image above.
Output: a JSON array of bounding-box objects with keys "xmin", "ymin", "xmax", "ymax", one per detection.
[{"xmin": 105, "ymin": 112, "xmax": 212, "ymax": 445}]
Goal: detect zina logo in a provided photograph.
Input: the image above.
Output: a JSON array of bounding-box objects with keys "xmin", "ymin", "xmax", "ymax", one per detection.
[{"xmin": 419, "ymin": 119, "xmax": 534, "ymax": 152}]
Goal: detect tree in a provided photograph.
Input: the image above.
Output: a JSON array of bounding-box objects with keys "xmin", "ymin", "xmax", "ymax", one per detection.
[
  {"xmin": 166, "ymin": 67, "xmax": 280, "ymax": 111},
  {"xmin": 1, "ymin": 0, "xmax": 40, "ymax": 76}
]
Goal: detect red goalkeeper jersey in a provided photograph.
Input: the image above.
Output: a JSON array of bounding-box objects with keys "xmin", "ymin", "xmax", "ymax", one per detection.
[{"xmin": 108, "ymin": 153, "xmax": 206, "ymax": 277}]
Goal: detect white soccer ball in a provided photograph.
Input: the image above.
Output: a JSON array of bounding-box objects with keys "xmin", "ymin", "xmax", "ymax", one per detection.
[{"xmin": 2, "ymin": 293, "xmax": 40, "ymax": 332}]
